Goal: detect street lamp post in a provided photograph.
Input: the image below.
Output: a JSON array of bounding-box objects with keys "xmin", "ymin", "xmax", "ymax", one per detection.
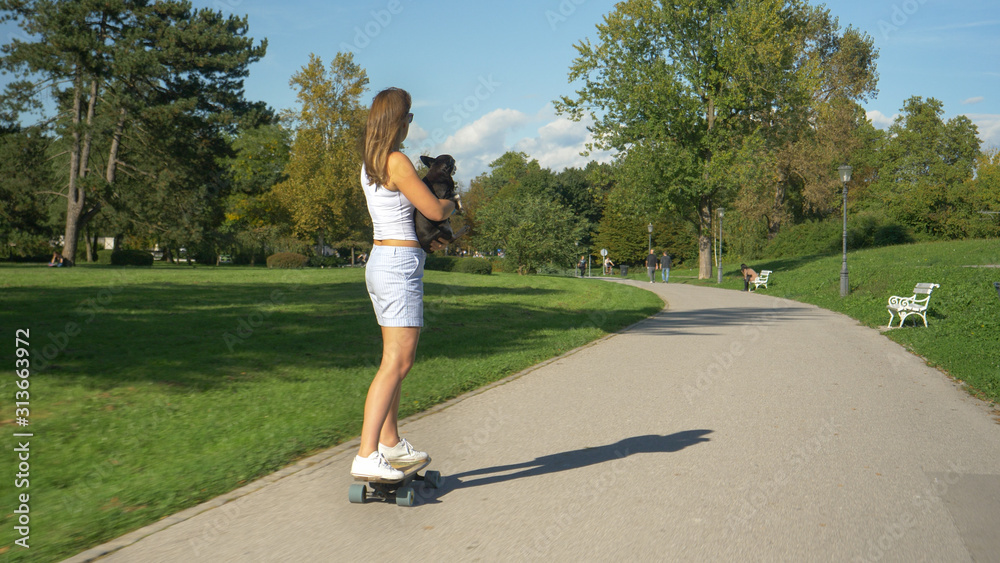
[
  {"xmin": 717, "ymin": 207, "xmax": 724, "ymax": 284},
  {"xmin": 647, "ymin": 223, "xmax": 653, "ymax": 254},
  {"xmin": 838, "ymin": 165, "xmax": 853, "ymax": 297}
]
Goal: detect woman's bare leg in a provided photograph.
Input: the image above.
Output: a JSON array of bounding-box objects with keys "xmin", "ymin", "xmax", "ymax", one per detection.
[{"xmin": 358, "ymin": 326, "xmax": 419, "ymax": 457}]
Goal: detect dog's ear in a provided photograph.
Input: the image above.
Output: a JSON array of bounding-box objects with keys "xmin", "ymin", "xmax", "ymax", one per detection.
[{"xmin": 420, "ymin": 155, "xmax": 435, "ymax": 167}]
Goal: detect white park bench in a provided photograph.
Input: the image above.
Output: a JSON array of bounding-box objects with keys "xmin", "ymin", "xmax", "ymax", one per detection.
[
  {"xmin": 886, "ymin": 283, "xmax": 940, "ymax": 328},
  {"xmin": 753, "ymin": 270, "xmax": 771, "ymax": 290}
]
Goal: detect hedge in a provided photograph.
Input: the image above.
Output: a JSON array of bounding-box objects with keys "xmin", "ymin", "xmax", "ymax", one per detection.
[
  {"xmin": 454, "ymin": 258, "xmax": 492, "ymax": 275},
  {"xmin": 110, "ymin": 249, "xmax": 154, "ymax": 266},
  {"xmin": 266, "ymin": 252, "xmax": 308, "ymax": 269}
]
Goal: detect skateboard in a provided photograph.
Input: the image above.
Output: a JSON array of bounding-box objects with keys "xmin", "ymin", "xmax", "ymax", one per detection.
[{"xmin": 348, "ymin": 457, "xmax": 443, "ymax": 506}]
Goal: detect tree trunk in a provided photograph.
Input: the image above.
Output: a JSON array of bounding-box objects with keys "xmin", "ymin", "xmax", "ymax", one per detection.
[
  {"xmin": 85, "ymin": 229, "xmax": 95, "ymax": 262},
  {"xmin": 62, "ymin": 70, "xmax": 85, "ymax": 266},
  {"xmin": 699, "ymin": 93, "xmax": 717, "ymax": 280},
  {"xmin": 61, "ymin": 75, "xmax": 100, "ymax": 266},
  {"xmin": 106, "ymin": 108, "xmax": 126, "ymax": 184},
  {"xmin": 770, "ymin": 167, "xmax": 787, "ymax": 239},
  {"xmin": 698, "ymin": 196, "xmax": 713, "ymax": 279}
]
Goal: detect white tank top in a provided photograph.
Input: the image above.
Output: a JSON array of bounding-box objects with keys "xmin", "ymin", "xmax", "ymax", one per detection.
[{"xmin": 361, "ymin": 163, "xmax": 418, "ymax": 241}]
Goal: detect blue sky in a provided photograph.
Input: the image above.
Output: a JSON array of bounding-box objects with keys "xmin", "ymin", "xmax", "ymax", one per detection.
[{"xmin": 4, "ymin": 0, "xmax": 999, "ymax": 185}]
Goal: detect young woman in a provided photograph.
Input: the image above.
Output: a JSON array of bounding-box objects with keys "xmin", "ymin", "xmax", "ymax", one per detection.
[{"xmin": 351, "ymin": 87, "xmax": 457, "ymax": 480}]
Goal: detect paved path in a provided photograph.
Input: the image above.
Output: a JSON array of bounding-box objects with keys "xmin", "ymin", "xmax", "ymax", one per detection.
[{"xmin": 68, "ymin": 281, "xmax": 1000, "ymax": 562}]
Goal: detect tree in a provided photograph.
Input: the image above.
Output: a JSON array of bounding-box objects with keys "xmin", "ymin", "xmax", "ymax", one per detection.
[
  {"xmin": 214, "ymin": 121, "xmax": 293, "ymax": 263},
  {"xmin": 592, "ymin": 174, "xmax": 659, "ymax": 266},
  {"xmin": 0, "ymin": 124, "xmax": 55, "ymax": 256},
  {"xmin": 0, "ymin": 0, "xmax": 267, "ymax": 265},
  {"xmin": 475, "ymin": 193, "xmax": 586, "ymax": 274},
  {"xmin": 557, "ymin": 0, "xmax": 876, "ymax": 278},
  {"xmin": 867, "ymin": 97, "xmax": 981, "ymax": 236},
  {"xmin": 270, "ymin": 52, "xmax": 369, "ymax": 258}
]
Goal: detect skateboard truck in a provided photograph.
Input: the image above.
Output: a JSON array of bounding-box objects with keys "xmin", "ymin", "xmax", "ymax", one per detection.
[{"xmin": 349, "ymin": 458, "xmax": 443, "ymax": 507}]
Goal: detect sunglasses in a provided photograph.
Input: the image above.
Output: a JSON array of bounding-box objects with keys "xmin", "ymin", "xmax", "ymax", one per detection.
[{"xmin": 406, "ymin": 113, "xmax": 413, "ymax": 123}]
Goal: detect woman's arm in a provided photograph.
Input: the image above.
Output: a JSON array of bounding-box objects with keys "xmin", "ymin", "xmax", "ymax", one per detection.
[{"xmin": 387, "ymin": 152, "xmax": 456, "ymax": 221}]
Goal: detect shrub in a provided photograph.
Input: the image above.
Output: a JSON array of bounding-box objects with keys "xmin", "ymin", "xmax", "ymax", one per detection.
[
  {"xmin": 110, "ymin": 249, "xmax": 154, "ymax": 266},
  {"xmin": 455, "ymin": 258, "xmax": 492, "ymax": 275},
  {"xmin": 763, "ymin": 215, "xmax": 915, "ymax": 259},
  {"xmin": 266, "ymin": 252, "xmax": 307, "ymax": 269},
  {"xmin": 97, "ymin": 250, "xmax": 113, "ymax": 264},
  {"xmin": 424, "ymin": 255, "xmax": 459, "ymax": 272},
  {"xmin": 488, "ymin": 257, "xmax": 509, "ymax": 274},
  {"xmin": 307, "ymin": 255, "xmax": 346, "ymax": 268},
  {"xmin": 763, "ymin": 220, "xmax": 842, "ymax": 258}
]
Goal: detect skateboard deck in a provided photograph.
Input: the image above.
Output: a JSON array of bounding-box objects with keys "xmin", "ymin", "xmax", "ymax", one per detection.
[{"xmin": 349, "ymin": 457, "xmax": 442, "ymax": 506}]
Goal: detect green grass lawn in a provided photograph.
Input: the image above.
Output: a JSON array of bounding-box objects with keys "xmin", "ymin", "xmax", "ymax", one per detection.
[
  {"xmin": 0, "ymin": 264, "xmax": 663, "ymax": 562},
  {"xmin": 669, "ymin": 239, "xmax": 1000, "ymax": 405}
]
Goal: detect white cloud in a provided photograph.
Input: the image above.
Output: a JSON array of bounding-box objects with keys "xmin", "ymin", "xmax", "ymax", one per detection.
[
  {"xmin": 866, "ymin": 110, "xmax": 897, "ymax": 129},
  {"xmin": 513, "ymin": 113, "xmax": 614, "ymax": 172},
  {"xmin": 963, "ymin": 114, "xmax": 1000, "ymax": 149},
  {"xmin": 962, "ymin": 96, "xmax": 985, "ymax": 105},
  {"xmin": 404, "ymin": 122, "xmax": 429, "ymax": 144},
  {"xmin": 429, "ymin": 108, "xmax": 533, "ymax": 183},
  {"xmin": 417, "ymin": 104, "xmax": 616, "ymax": 185}
]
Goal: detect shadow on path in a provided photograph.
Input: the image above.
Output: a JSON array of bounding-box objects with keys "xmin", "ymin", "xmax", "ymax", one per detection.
[
  {"xmin": 424, "ymin": 430, "xmax": 713, "ymax": 501},
  {"xmin": 628, "ymin": 305, "xmax": 818, "ymax": 337}
]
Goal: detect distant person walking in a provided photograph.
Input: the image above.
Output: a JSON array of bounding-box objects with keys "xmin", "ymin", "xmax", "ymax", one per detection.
[
  {"xmin": 578, "ymin": 255, "xmax": 587, "ymax": 278},
  {"xmin": 603, "ymin": 256, "xmax": 614, "ymax": 276},
  {"xmin": 660, "ymin": 251, "xmax": 672, "ymax": 283},
  {"xmin": 646, "ymin": 250, "xmax": 657, "ymax": 283}
]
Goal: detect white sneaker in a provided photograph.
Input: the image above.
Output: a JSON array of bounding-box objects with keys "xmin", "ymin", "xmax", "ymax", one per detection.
[
  {"xmin": 378, "ymin": 438, "xmax": 428, "ymax": 464},
  {"xmin": 351, "ymin": 451, "xmax": 403, "ymax": 480}
]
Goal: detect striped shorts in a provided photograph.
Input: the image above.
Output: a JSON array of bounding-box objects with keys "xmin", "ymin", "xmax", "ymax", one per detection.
[{"xmin": 365, "ymin": 245, "xmax": 426, "ymax": 327}]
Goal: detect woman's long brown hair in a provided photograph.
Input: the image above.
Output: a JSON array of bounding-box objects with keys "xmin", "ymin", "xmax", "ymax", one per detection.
[{"xmin": 362, "ymin": 87, "xmax": 411, "ymax": 187}]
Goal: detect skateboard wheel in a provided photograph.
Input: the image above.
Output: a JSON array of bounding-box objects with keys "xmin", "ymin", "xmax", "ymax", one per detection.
[
  {"xmin": 348, "ymin": 484, "xmax": 367, "ymax": 504},
  {"xmin": 423, "ymin": 470, "xmax": 443, "ymax": 489},
  {"xmin": 396, "ymin": 486, "xmax": 415, "ymax": 507}
]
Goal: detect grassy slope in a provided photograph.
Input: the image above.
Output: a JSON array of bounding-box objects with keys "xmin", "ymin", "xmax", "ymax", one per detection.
[
  {"xmin": 0, "ymin": 265, "xmax": 662, "ymax": 562},
  {"xmin": 673, "ymin": 239, "xmax": 1000, "ymax": 404}
]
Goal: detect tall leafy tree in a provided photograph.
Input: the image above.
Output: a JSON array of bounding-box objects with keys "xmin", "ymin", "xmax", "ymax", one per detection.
[
  {"xmin": 867, "ymin": 97, "xmax": 981, "ymax": 236},
  {"xmin": 475, "ymin": 193, "xmax": 586, "ymax": 275},
  {"xmin": 0, "ymin": 0, "xmax": 266, "ymax": 265},
  {"xmin": 0, "ymin": 124, "xmax": 55, "ymax": 256},
  {"xmin": 270, "ymin": 52, "xmax": 369, "ymax": 256},
  {"xmin": 557, "ymin": 0, "xmax": 873, "ymax": 278}
]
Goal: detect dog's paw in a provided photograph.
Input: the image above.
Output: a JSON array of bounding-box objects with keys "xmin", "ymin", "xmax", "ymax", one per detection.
[{"xmin": 452, "ymin": 193, "xmax": 463, "ymax": 214}]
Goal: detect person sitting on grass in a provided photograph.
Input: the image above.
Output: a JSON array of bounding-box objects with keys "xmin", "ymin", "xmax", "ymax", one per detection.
[
  {"xmin": 740, "ymin": 263, "xmax": 758, "ymax": 292},
  {"xmin": 48, "ymin": 252, "xmax": 64, "ymax": 267}
]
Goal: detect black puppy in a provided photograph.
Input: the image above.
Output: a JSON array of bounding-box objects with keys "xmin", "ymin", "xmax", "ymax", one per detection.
[{"xmin": 414, "ymin": 154, "xmax": 467, "ymax": 252}]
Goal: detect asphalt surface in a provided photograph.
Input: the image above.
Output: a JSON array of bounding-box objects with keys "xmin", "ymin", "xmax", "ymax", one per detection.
[{"xmin": 66, "ymin": 280, "xmax": 1000, "ymax": 563}]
